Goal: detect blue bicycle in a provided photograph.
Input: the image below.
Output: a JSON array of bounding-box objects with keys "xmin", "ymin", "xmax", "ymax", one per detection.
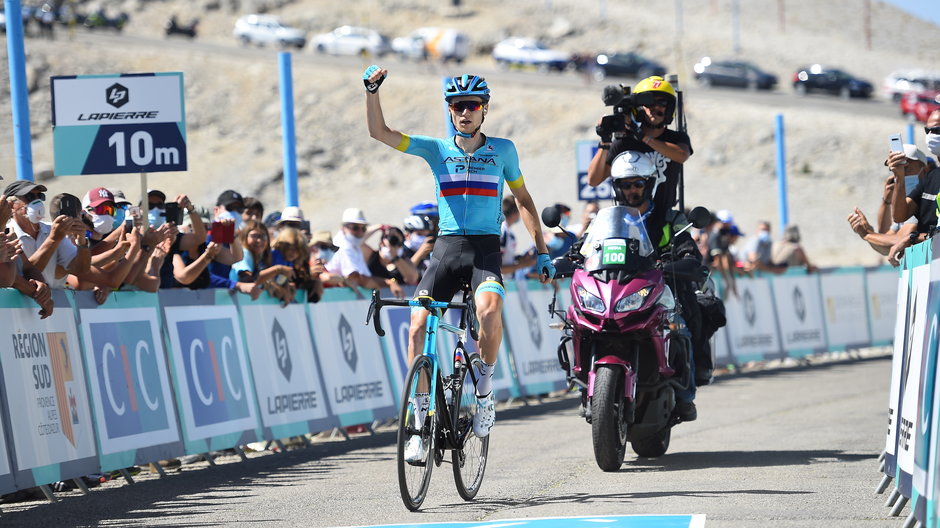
[{"xmin": 367, "ymin": 287, "xmax": 489, "ymax": 511}]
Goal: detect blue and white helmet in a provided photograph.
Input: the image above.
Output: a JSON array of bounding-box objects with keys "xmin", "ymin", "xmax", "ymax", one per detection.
[{"xmin": 444, "ymin": 74, "xmax": 490, "ymax": 103}]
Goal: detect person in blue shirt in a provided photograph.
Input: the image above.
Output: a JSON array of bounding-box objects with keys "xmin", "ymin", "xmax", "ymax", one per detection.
[{"xmin": 364, "ymin": 66, "xmax": 555, "ymax": 451}]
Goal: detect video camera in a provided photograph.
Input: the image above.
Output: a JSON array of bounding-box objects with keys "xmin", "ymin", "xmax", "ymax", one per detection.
[{"xmin": 596, "ymin": 84, "xmax": 659, "ymax": 140}]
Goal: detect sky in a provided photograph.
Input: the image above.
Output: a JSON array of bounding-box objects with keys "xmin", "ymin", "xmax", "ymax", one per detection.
[{"xmin": 883, "ymin": 0, "xmax": 940, "ymax": 27}]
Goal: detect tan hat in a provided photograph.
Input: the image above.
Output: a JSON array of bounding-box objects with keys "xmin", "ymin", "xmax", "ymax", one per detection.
[
  {"xmin": 341, "ymin": 207, "xmax": 367, "ymax": 225},
  {"xmin": 310, "ymin": 230, "xmax": 338, "ymax": 250}
]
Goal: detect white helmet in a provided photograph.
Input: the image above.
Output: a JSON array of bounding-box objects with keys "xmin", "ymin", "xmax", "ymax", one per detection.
[
  {"xmin": 403, "ymin": 215, "xmax": 432, "ymax": 232},
  {"xmin": 610, "ymin": 151, "xmax": 657, "ymax": 180}
]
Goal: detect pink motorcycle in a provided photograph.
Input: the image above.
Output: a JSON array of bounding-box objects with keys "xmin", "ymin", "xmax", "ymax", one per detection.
[{"xmin": 543, "ymin": 204, "xmax": 711, "ymax": 471}]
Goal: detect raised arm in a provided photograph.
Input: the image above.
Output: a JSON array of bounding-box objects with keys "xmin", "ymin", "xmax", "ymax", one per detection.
[{"xmin": 364, "ymin": 66, "xmax": 404, "ymax": 148}]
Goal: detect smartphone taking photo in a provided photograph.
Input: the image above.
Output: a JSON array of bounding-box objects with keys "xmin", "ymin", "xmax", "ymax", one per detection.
[
  {"xmin": 888, "ymin": 133, "xmax": 904, "ymax": 154},
  {"xmin": 211, "ymin": 221, "xmax": 235, "ymax": 244},
  {"xmin": 164, "ymin": 202, "xmax": 183, "ymax": 225}
]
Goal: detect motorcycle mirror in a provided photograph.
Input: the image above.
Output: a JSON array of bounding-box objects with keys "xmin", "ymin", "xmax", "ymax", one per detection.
[
  {"xmin": 688, "ymin": 206, "xmax": 712, "ymax": 229},
  {"xmin": 541, "ymin": 206, "xmax": 561, "ymax": 228}
]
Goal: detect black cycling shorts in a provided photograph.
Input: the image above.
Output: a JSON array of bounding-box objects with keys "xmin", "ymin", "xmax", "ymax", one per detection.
[{"xmin": 414, "ymin": 235, "xmax": 504, "ymax": 302}]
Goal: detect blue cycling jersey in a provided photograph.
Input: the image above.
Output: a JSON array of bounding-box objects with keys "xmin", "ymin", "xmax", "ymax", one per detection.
[{"xmin": 395, "ymin": 134, "xmax": 525, "ymax": 236}]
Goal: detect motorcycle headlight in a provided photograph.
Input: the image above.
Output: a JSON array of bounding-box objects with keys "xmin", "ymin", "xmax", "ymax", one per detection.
[
  {"xmin": 615, "ymin": 287, "xmax": 660, "ymax": 313},
  {"xmin": 576, "ymin": 286, "xmax": 605, "ymax": 314}
]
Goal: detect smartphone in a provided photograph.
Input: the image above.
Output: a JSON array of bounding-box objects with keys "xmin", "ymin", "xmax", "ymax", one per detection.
[
  {"xmin": 211, "ymin": 221, "xmax": 235, "ymax": 244},
  {"xmin": 889, "ymin": 133, "xmax": 904, "ymax": 154},
  {"xmin": 58, "ymin": 195, "xmax": 81, "ymax": 218},
  {"xmin": 164, "ymin": 202, "xmax": 183, "ymax": 225},
  {"xmin": 124, "ymin": 218, "xmax": 134, "ymax": 233}
]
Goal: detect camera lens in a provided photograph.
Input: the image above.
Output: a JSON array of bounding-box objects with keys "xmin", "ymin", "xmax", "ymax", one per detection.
[{"xmin": 388, "ymin": 236, "xmax": 402, "ymax": 246}]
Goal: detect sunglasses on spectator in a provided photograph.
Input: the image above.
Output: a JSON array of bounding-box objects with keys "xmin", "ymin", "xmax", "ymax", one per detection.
[
  {"xmin": 345, "ymin": 224, "xmax": 367, "ymax": 233},
  {"xmin": 226, "ymin": 203, "xmax": 245, "ymax": 213},
  {"xmin": 450, "ymin": 100, "xmax": 484, "ymax": 113},
  {"xmin": 149, "ymin": 202, "xmax": 165, "ymax": 210},
  {"xmin": 22, "ymin": 192, "xmax": 45, "ymax": 202},
  {"xmin": 280, "ymin": 220, "xmax": 302, "ymax": 228},
  {"xmin": 925, "ymin": 126, "xmax": 940, "ymax": 135},
  {"xmin": 618, "ymin": 180, "xmax": 647, "ymax": 190},
  {"xmin": 90, "ymin": 203, "xmax": 116, "ymax": 216}
]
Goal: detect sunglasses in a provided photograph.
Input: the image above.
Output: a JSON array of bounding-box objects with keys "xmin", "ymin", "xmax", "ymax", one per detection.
[
  {"xmin": 22, "ymin": 192, "xmax": 46, "ymax": 203},
  {"xmin": 226, "ymin": 203, "xmax": 245, "ymax": 213},
  {"xmin": 345, "ymin": 224, "xmax": 367, "ymax": 233},
  {"xmin": 650, "ymin": 98, "xmax": 671, "ymax": 108},
  {"xmin": 149, "ymin": 202, "xmax": 165, "ymax": 210},
  {"xmin": 91, "ymin": 203, "xmax": 116, "ymax": 216},
  {"xmin": 450, "ymin": 100, "xmax": 484, "ymax": 113},
  {"xmin": 925, "ymin": 126, "xmax": 940, "ymax": 135},
  {"xmin": 618, "ymin": 180, "xmax": 647, "ymax": 190}
]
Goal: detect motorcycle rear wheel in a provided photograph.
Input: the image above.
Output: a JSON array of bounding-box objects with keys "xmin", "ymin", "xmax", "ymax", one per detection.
[
  {"xmin": 591, "ymin": 365, "xmax": 627, "ymax": 472},
  {"xmin": 631, "ymin": 426, "xmax": 671, "ymax": 458}
]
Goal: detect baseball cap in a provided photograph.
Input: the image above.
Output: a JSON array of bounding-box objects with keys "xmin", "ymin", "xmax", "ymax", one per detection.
[
  {"xmin": 715, "ymin": 209, "xmax": 734, "ymax": 224},
  {"xmin": 410, "ymin": 200, "xmax": 439, "ymax": 217},
  {"xmin": 4, "ymin": 180, "xmax": 47, "ymax": 198},
  {"xmin": 884, "ymin": 144, "xmax": 928, "ymax": 166},
  {"xmin": 109, "ymin": 188, "xmax": 132, "ymax": 206},
  {"xmin": 147, "ymin": 189, "xmax": 167, "ymax": 203},
  {"xmin": 82, "ymin": 187, "xmax": 115, "ymax": 209},
  {"xmin": 278, "ymin": 206, "xmax": 305, "ymax": 224},
  {"xmin": 341, "ymin": 207, "xmax": 368, "ymax": 225},
  {"xmin": 216, "ymin": 189, "xmax": 244, "ymax": 208},
  {"xmin": 728, "ymin": 224, "xmax": 745, "ymax": 237}
]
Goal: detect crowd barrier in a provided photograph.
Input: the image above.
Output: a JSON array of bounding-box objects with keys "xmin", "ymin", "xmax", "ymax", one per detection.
[
  {"xmin": 880, "ymin": 237, "xmax": 940, "ymax": 528},
  {"xmin": 0, "ymin": 265, "xmax": 902, "ymax": 504}
]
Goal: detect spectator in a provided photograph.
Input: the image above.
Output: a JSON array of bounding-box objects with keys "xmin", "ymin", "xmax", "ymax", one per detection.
[
  {"xmin": 207, "ymin": 190, "xmax": 258, "ymax": 299},
  {"xmin": 4, "ymin": 181, "xmax": 90, "ymax": 289},
  {"xmin": 214, "ymin": 190, "xmax": 246, "ymax": 231},
  {"xmin": 108, "ymin": 188, "xmax": 133, "ymax": 232},
  {"xmin": 242, "ymin": 197, "xmax": 264, "ymax": 224},
  {"xmin": 147, "ymin": 191, "xmax": 207, "ymax": 290},
  {"xmin": 499, "ymin": 197, "xmax": 535, "ymax": 276},
  {"xmin": 708, "ymin": 209, "xmax": 744, "ymax": 296},
  {"xmin": 276, "ymin": 206, "xmax": 310, "ymax": 238},
  {"xmin": 272, "ymin": 226, "xmax": 323, "ymax": 302},
  {"xmin": 364, "ymin": 225, "xmax": 419, "ymax": 286},
  {"xmin": 567, "ymin": 201, "xmax": 599, "ymax": 239},
  {"xmin": 772, "ymin": 225, "xmax": 817, "ymax": 272},
  {"xmin": 545, "ymin": 203, "xmax": 577, "ymax": 259},
  {"xmin": 742, "ymin": 221, "xmax": 785, "ymax": 274},
  {"xmin": 402, "ymin": 214, "xmax": 435, "ymax": 273},
  {"xmin": 230, "ymin": 220, "xmax": 293, "ymax": 302},
  {"xmin": 326, "ymin": 208, "xmax": 402, "ymax": 297},
  {"xmin": 309, "ymin": 230, "xmax": 344, "ymax": 288},
  {"xmin": 886, "ymin": 133, "xmax": 940, "ymax": 262}
]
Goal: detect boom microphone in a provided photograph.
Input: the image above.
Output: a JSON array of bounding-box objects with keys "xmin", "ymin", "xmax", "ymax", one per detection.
[{"xmin": 602, "ymin": 84, "xmax": 625, "ymax": 106}]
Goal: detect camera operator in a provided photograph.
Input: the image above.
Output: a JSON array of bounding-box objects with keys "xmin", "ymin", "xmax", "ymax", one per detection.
[{"xmin": 587, "ymin": 76, "xmax": 692, "ymax": 228}]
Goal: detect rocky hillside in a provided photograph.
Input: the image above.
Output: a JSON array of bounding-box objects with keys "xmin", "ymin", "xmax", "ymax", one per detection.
[{"xmin": 1, "ymin": 0, "xmax": 937, "ymax": 266}]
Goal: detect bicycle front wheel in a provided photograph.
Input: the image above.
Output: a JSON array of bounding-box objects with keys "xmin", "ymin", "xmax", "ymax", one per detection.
[
  {"xmin": 398, "ymin": 355, "xmax": 436, "ymax": 511},
  {"xmin": 452, "ymin": 353, "xmax": 489, "ymax": 500}
]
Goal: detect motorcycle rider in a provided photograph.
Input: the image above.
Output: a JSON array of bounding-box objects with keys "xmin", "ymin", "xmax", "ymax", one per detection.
[{"xmin": 579, "ymin": 151, "xmax": 704, "ymax": 421}]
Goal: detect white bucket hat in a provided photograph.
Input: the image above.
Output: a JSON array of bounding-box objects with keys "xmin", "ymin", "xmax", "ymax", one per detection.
[{"xmin": 341, "ymin": 207, "xmax": 368, "ymax": 225}]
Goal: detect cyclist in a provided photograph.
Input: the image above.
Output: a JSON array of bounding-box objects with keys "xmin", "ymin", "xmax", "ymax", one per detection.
[{"xmin": 364, "ymin": 66, "xmax": 555, "ymax": 455}]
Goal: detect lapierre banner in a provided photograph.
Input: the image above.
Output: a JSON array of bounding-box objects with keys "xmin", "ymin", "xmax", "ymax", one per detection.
[
  {"xmin": 308, "ymin": 300, "xmax": 396, "ymax": 425},
  {"xmin": 722, "ymin": 277, "xmax": 782, "ymax": 363},
  {"xmin": 164, "ymin": 304, "xmax": 260, "ymax": 452},
  {"xmin": 0, "ymin": 291, "xmax": 97, "ymax": 488},
  {"xmin": 819, "ymin": 270, "xmax": 871, "ymax": 349},
  {"xmin": 769, "ymin": 273, "xmax": 826, "ymax": 355},
  {"xmin": 240, "ymin": 303, "xmax": 334, "ymax": 437},
  {"xmin": 51, "ymin": 72, "xmax": 187, "ymax": 175},
  {"xmin": 503, "ymin": 281, "xmax": 567, "ymax": 395},
  {"xmin": 77, "ymin": 300, "xmax": 182, "ymax": 470},
  {"xmin": 867, "ymin": 267, "xmax": 902, "ymax": 346}
]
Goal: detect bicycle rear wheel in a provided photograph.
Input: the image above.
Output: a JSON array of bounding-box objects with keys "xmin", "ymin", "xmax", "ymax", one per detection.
[
  {"xmin": 452, "ymin": 353, "xmax": 489, "ymax": 500},
  {"xmin": 397, "ymin": 355, "xmax": 436, "ymax": 511}
]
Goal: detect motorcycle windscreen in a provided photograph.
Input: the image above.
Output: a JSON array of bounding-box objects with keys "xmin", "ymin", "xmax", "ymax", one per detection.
[{"xmin": 581, "ymin": 205, "xmax": 654, "ymax": 273}]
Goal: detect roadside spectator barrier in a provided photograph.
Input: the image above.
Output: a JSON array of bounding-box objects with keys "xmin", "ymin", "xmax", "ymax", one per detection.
[{"xmin": 0, "ymin": 266, "xmax": 903, "ymax": 502}]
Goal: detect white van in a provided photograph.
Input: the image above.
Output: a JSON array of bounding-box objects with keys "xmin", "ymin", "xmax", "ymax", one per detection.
[{"xmin": 392, "ymin": 27, "xmax": 469, "ymax": 63}]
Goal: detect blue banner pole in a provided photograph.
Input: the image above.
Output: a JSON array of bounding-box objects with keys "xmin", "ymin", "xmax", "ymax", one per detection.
[
  {"xmin": 442, "ymin": 77, "xmax": 456, "ymax": 137},
  {"xmin": 5, "ymin": 0, "xmax": 34, "ymax": 182},
  {"xmin": 279, "ymin": 52, "xmax": 298, "ymax": 208},
  {"xmin": 906, "ymin": 120, "xmax": 915, "ymax": 146},
  {"xmin": 775, "ymin": 113, "xmax": 788, "ymax": 228}
]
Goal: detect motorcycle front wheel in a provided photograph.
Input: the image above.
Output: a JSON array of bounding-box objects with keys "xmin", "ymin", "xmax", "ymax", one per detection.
[{"xmin": 591, "ymin": 365, "xmax": 627, "ymax": 471}]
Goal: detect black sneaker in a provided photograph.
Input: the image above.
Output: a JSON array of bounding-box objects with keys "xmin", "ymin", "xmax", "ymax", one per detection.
[
  {"xmin": 695, "ymin": 368, "xmax": 713, "ymax": 386},
  {"xmin": 675, "ymin": 401, "xmax": 697, "ymax": 422}
]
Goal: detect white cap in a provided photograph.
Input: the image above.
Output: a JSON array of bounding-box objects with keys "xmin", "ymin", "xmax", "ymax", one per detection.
[
  {"xmin": 715, "ymin": 209, "xmax": 734, "ymax": 224},
  {"xmin": 341, "ymin": 207, "xmax": 367, "ymax": 225},
  {"xmin": 278, "ymin": 206, "xmax": 305, "ymax": 224}
]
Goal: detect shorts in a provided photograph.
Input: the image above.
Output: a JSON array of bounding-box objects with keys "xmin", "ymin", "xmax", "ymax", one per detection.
[{"xmin": 414, "ymin": 235, "xmax": 504, "ymax": 302}]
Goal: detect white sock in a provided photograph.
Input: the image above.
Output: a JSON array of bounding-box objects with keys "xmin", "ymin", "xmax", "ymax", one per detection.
[
  {"xmin": 414, "ymin": 392, "xmax": 430, "ymax": 425},
  {"xmin": 474, "ymin": 361, "xmax": 495, "ymax": 398}
]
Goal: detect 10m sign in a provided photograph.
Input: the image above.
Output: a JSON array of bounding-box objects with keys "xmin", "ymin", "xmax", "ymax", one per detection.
[{"xmin": 108, "ymin": 130, "xmax": 180, "ymax": 167}]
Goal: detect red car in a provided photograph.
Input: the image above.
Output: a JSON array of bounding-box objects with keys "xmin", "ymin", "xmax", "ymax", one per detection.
[{"xmin": 900, "ymin": 90, "xmax": 940, "ymax": 123}]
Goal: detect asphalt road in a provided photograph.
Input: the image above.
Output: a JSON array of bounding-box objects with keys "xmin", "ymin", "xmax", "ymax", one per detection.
[{"xmin": 0, "ymin": 355, "xmax": 900, "ymax": 527}]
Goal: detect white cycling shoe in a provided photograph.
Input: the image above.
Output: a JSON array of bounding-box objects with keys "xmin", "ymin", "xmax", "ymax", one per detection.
[
  {"xmin": 472, "ymin": 394, "xmax": 495, "ymax": 438},
  {"xmin": 404, "ymin": 435, "xmax": 428, "ymax": 464}
]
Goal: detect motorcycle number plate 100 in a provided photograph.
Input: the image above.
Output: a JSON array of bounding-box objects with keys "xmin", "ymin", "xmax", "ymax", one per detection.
[{"xmin": 601, "ymin": 239, "xmax": 627, "ymax": 265}]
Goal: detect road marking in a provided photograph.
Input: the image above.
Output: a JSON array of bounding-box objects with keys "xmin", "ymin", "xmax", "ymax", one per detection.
[{"xmin": 343, "ymin": 514, "xmax": 705, "ymax": 528}]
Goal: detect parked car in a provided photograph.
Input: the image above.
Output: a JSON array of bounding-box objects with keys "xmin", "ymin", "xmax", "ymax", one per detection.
[
  {"xmin": 792, "ymin": 65, "xmax": 873, "ymax": 99},
  {"xmin": 900, "ymin": 90, "xmax": 940, "ymax": 123},
  {"xmin": 391, "ymin": 27, "xmax": 469, "ymax": 63},
  {"xmin": 883, "ymin": 69, "xmax": 940, "ymax": 102},
  {"xmin": 492, "ymin": 37, "xmax": 571, "ymax": 72},
  {"xmin": 233, "ymin": 14, "xmax": 306, "ymax": 49},
  {"xmin": 590, "ymin": 51, "xmax": 666, "ymax": 81},
  {"xmin": 693, "ymin": 57, "xmax": 777, "ymax": 90},
  {"xmin": 311, "ymin": 25, "xmax": 390, "ymax": 57}
]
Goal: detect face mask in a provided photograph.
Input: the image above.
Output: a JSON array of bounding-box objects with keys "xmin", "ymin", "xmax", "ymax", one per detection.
[
  {"xmin": 218, "ymin": 209, "xmax": 244, "ymax": 231},
  {"xmin": 148, "ymin": 207, "xmax": 165, "ymax": 228},
  {"xmin": 380, "ymin": 245, "xmax": 403, "ymax": 261},
  {"xmin": 406, "ymin": 234, "xmax": 426, "ymax": 251},
  {"xmin": 927, "ymin": 133, "xmax": 940, "ymax": 156},
  {"xmin": 559, "ymin": 214, "xmax": 570, "ymax": 228},
  {"xmin": 91, "ymin": 214, "xmax": 114, "ymax": 234},
  {"xmin": 111, "ymin": 206, "xmax": 126, "ymax": 230},
  {"xmin": 905, "ymin": 174, "xmax": 921, "ymax": 195},
  {"xmin": 25, "ymin": 200, "xmax": 45, "ymax": 224},
  {"xmin": 758, "ymin": 231, "xmax": 771, "ymax": 242},
  {"xmin": 317, "ymin": 248, "xmax": 335, "ymax": 262},
  {"xmin": 546, "ymin": 236, "xmax": 564, "ymax": 251},
  {"xmin": 343, "ymin": 231, "xmax": 364, "ymax": 246}
]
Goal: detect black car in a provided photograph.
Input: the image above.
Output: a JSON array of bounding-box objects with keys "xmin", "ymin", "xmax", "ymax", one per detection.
[
  {"xmin": 792, "ymin": 65, "xmax": 873, "ymax": 98},
  {"xmin": 591, "ymin": 52, "xmax": 666, "ymax": 81},
  {"xmin": 693, "ymin": 58, "xmax": 777, "ymax": 90}
]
